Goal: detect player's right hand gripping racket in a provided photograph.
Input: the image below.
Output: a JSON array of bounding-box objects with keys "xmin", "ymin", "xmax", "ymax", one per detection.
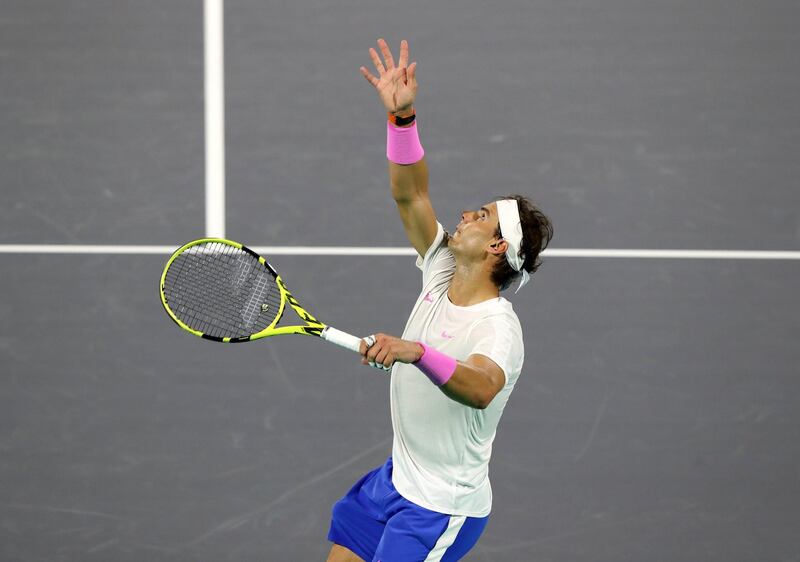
[{"xmin": 159, "ymin": 238, "xmax": 364, "ymax": 352}]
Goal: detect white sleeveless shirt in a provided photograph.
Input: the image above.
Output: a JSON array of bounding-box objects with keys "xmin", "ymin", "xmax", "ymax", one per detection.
[{"xmin": 390, "ymin": 222, "xmax": 525, "ymax": 517}]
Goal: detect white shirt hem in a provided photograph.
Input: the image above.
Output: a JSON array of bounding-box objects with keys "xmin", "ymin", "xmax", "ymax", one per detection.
[{"xmin": 391, "ymin": 474, "xmax": 492, "ymax": 518}]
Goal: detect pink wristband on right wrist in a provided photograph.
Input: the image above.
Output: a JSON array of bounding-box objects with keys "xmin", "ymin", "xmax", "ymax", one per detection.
[
  {"xmin": 387, "ymin": 120, "xmax": 425, "ymax": 165},
  {"xmin": 413, "ymin": 342, "xmax": 457, "ymax": 386}
]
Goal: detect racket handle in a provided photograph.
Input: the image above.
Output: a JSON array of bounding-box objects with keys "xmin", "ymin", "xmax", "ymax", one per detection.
[{"xmin": 320, "ymin": 326, "xmax": 363, "ymax": 353}]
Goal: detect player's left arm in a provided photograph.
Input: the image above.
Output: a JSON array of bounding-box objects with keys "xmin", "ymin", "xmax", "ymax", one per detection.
[{"xmin": 360, "ymin": 335, "xmax": 505, "ymax": 409}]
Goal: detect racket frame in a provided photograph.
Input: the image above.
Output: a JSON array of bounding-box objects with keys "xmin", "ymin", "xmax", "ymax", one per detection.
[{"xmin": 160, "ymin": 238, "xmax": 333, "ymax": 344}]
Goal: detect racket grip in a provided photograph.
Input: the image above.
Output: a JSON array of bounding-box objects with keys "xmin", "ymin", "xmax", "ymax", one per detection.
[{"xmin": 320, "ymin": 326, "xmax": 363, "ymax": 353}]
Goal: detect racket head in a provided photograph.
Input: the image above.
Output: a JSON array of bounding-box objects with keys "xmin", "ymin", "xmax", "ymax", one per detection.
[{"xmin": 160, "ymin": 238, "xmax": 288, "ymax": 342}]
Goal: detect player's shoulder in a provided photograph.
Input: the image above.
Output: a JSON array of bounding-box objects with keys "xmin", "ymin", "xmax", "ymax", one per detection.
[
  {"xmin": 416, "ymin": 222, "xmax": 455, "ymax": 285},
  {"xmin": 469, "ymin": 300, "xmax": 522, "ymax": 335},
  {"xmin": 489, "ymin": 297, "xmax": 522, "ymax": 325},
  {"xmin": 416, "ymin": 222, "xmax": 450, "ymax": 261}
]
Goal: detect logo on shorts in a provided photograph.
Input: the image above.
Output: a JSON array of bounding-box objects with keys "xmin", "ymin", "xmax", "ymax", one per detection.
[
  {"xmin": 423, "ymin": 292, "xmax": 434, "ymax": 303},
  {"xmin": 441, "ymin": 330, "xmax": 455, "ymax": 339}
]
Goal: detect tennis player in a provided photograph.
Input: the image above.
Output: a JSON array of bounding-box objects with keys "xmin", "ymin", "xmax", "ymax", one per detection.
[{"xmin": 325, "ymin": 38, "xmax": 553, "ymax": 562}]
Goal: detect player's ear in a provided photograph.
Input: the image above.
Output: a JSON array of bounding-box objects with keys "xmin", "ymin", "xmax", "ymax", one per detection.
[{"xmin": 487, "ymin": 239, "xmax": 508, "ymax": 256}]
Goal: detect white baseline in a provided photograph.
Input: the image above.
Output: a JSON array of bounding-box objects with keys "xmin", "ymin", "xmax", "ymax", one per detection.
[{"xmin": 0, "ymin": 245, "xmax": 798, "ymax": 260}]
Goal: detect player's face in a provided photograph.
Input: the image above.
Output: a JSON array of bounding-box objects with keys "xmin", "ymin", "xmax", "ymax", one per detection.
[{"xmin": 449, "ymin": 201, "xmax": 502, "ymax": 260}]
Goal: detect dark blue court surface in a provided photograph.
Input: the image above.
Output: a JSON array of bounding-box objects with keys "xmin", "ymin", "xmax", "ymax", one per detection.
[{"xmin": 1, "ymin": 1, "xmax": 799, "ymax": 561}]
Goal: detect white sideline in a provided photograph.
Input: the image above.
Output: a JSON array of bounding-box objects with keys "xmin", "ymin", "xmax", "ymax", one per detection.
[{"xmin": 204, "ymin": 0, "xmax": 225, "ymax": 238}]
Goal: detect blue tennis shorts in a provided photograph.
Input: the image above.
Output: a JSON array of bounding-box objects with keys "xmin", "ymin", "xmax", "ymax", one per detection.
[{"xmin": 327, "ymin": 457, "xmax": 489, "ymax": 562}]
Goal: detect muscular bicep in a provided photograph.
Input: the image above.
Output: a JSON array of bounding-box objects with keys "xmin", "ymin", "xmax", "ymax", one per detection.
[
  {"xmin": 438, "ymin": 353, "xmax": 507, "ymax": 409},
  {"xmin": 465, "ymin": 353, "xmax": 506, "ymax": 405},
  {"xmin": 395, "ymin": 195, "xmax": 438, "ymax": 258}
]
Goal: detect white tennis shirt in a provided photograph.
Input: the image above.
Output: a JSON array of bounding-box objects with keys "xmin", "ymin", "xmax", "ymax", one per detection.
[{"xmin": 390, "ymin": 222, "xmax": 525, "ymax": 517}]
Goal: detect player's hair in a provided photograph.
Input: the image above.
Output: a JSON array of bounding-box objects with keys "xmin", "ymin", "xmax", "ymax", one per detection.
[{"xmin": 491, "ymin": 194, "xmax": 554, "ymax": 291}]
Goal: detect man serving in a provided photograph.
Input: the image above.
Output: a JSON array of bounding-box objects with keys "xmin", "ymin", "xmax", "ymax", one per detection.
[{"xmin": 326, "ymin": 38, "xmax": 554, "ymax": 562}]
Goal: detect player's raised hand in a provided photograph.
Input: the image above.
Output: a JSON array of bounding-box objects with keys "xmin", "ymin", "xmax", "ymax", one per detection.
[{"xmin": 359, "ymin": 38, "xmax": 418, "ymax": 115}]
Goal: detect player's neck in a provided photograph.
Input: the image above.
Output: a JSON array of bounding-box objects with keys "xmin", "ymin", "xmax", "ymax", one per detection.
[{"xmin": 448, "ymin": 265, "xmax": 500, "ymax": 307}]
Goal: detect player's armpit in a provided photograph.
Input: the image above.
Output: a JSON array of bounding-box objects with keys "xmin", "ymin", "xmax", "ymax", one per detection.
[{"xmin": 394, "ymin": 192, "xmax": 438, "ymax": 258}]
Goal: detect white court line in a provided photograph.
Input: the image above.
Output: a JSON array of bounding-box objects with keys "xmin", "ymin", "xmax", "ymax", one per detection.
[
  {"xmin": 204, "ymin": 0, "xmax": 225, "ymax": 238},
  {"xmin": 0, "ymin": 245, "xmax": 798, "ymax": 259}
]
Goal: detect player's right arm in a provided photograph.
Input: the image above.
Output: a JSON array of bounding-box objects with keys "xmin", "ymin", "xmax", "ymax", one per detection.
[
  {"xmin": 389, "ymin": 136, "xmax": 437, "ymax": 257},
  {"xmin": 360, "ymin": 38, "xmax": 438, "ymax": 257}
]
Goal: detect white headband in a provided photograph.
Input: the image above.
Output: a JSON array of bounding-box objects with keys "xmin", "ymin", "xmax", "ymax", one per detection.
[{"xmin": 495, "ymin": 199, "xmax": 530, "ymax": 293}]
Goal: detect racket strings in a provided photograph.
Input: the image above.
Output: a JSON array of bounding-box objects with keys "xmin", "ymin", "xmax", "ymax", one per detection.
[{"xmin": 163, "ymin": 242, "xmax": 282, "ymax": 339}]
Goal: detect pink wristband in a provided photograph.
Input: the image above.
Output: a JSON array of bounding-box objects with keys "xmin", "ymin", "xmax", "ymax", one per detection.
[
  {"xmin": 413, "ymin": 342, "xmax": 457, "ymax": 386},
  {"xmin": 387, "ymin": 120, "xmax": 425, "ymax": 165}
]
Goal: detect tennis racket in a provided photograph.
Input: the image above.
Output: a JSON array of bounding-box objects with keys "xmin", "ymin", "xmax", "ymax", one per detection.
[{"xmin": 159, "ymin": 238, "xmax": 364, "ymax": 352}]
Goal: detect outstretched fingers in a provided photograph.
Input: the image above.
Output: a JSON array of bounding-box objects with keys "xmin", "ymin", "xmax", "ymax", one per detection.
[
  {"xmin": 368, "ymin": 46, "xmax": 386, "ymax": 75},
  {"xmin": 398, "ymin": 39, "xmax": 408, "ymax": 68},
  {"xmin": 407, "ymin": 60, "xmax": 417, "ymax": 84},
  {"xmin": 377, "ymin": 38, "xmax": 395, "ymax": 69},
  {"xmin": 360, "ymin": 39, "xmax": 416, "ymax": 89},
  {"xmin": 359, "ymin": 65, "xmax": 379, "ymax": 87}
]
